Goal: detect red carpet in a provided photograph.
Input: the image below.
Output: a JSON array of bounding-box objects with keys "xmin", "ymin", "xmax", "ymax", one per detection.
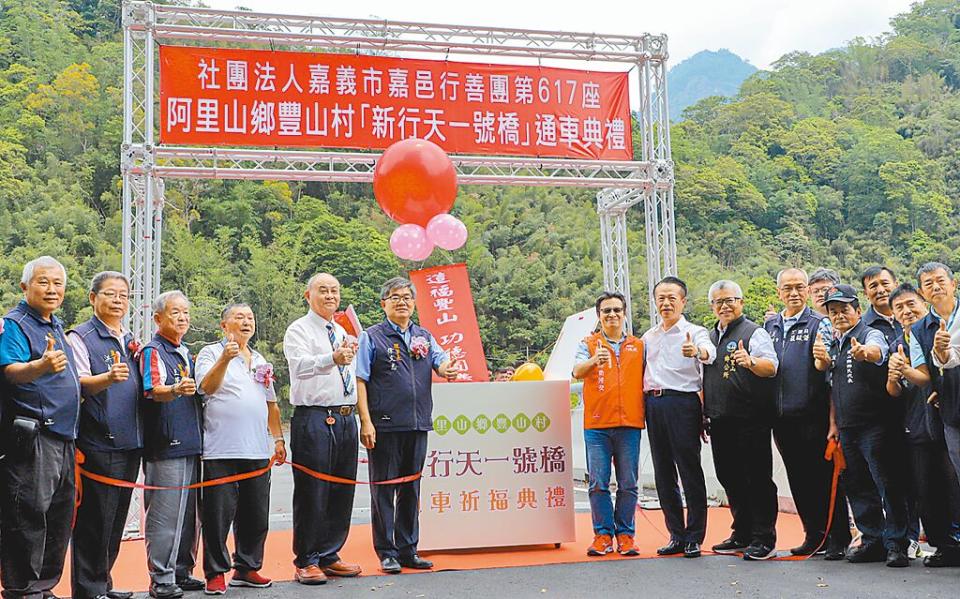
[{"xmin": 54, "ymin": 508, "xmax": 806, "ymax": 594}]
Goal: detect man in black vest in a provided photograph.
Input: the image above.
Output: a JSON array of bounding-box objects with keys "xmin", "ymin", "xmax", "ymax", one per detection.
[
  {"xmin": 356, "ymin": 277, "xmax": 458, "ymax": 574},
  {"xmin": 702, "ymin": 280, "xmax": 779, "ymax": 560},
  {"xmin": 67, "ymin": 272, "xmax": 142, "ymax": 599},
  {"xmin": 814, "ymin": 284, "xmax": 909, "ymax": 567},
  {"xmin": 886, "ymin": 283, "xmax": 960, "ymax": 567},
  {"xmin": 0, "ymin": 256, "xmax": 81, "ymax": 599},
  {"xmin": 764, "ymin": 268, "xmax": 851, "ymax": 560}
]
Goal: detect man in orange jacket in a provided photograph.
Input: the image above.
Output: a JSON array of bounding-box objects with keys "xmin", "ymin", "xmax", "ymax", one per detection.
[{"xmin": 573, "ymin": 291, "xmax": 644, "ymax": 557}]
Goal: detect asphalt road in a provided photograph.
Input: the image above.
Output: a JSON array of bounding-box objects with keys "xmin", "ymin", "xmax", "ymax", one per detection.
[{"xmin": 190, "ymin": 556, "xmax": 959, "ymax": 599}]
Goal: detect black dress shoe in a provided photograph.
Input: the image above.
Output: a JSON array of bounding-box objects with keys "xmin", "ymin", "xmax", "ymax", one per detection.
[
  {"xmin": 175, "ymin": 577, "xmax": 204, "ymax": 592},
  {"xmin": 923, "ymin": 547, "xmax": 960, "ymax": 567},
  {"xmin": 107, "ymin": 591, "xmax": 134, "ymax": 599},
  {"xmin": 790, "ymin": 537, "xmax": 822, "ymax": 556},
  {"xmin": 380, "ymin": 557, "xmax": 402, "ymax": 574},
  {"xmin": 823, "ymin": 545, "xmax": 847, "ymax": 561},
  {"xmin": 399, "ymin": 554, "xmax": 434, "ymax": 569},
  {"xmin": 657, "ymin": 540, "xmax": 685, "ymax": 556},
  {"xmin": 886, "ymin": 549, "xmax": 909, "ymax": 568},
  {"xmin": 847, "ymin": 543, "xmax": 885, "ymax": 563},
  {"xmin": 149, "ymin": 583, "xmax": 184, "ymax": 599},
  {"xmin": 684, "ymin": 542, "xmax": 701, "ymax": 558}
]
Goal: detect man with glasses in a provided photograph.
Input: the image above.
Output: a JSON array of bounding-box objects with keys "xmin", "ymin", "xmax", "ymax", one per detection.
[
  {"xmin": 808, "ymin": 268, "xmax": 842, "ymax": 317},
  {"xmin": 572, "ymin": 292, "xmax": 644, "ymax": 557},
  {"xmin": 66, "ymin": 272, "xmax": 142, "ymax": 599},
  {"xmin": 641, "ymin": 276, "xmax": 715, "ymax": 559},
  {"xmin": 702, "ymin": 280, "xmax": 780, "ymax": 560},
  {"xmin": 282, "ymin": 273, "xmax": 363, "ymax": 585},
  {"xmin": 764, "ymin": 268, "xmax": 851, "ymax": 560},
  {"xmin": 356, "ymin": 277, "xmax": 458, "ymax": 574}
]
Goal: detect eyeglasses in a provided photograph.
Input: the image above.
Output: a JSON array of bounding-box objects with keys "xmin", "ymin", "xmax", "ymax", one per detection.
[
  {"xmin": 385, "ymin": 295, "xmax": 414, "ymax": 304},
  {"xmin": 98, "ymin": 291, "xmax": 130, "ymax": 301},
  {"xmin": 711, "ymin": 297, "xmax": 742, "ymax": 307},
  {"xmin": 600, "ymin": 307, "xmax": 624, "ymax": 315}
]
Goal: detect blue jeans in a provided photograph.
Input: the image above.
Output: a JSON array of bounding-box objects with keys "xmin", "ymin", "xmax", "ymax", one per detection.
[
  {"xmin": 584, "ymin": 427, "xmax": 641, "ymax": 536},
  {"xmin": 839, "ymin": 423, "xmax": 909, "ymax": 551}
]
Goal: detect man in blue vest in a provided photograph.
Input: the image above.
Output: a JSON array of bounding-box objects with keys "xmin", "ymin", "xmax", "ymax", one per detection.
[
  {"xmin": 0, "ymin": 256, "xmax": 81, "ymax": 599},
  {"xmin": 860, "ymin": 266, "xmax": 903, "ymax": 348},
  {"xmin": 764, "ymin": 268, "xmax": 850, "ymax": 560},
  {"xmin": 814, "ymin": 284, "xmax": 909, "ymax": 567},
  {"xmin": 886, "ymin": 283, "xmax": 960, "ymax": 567},
  {"xmin": 356, "ymin": 277, "xmax": 458, "ymax": 574},
  {"xmin": 140, "ymin": 291, "xmax": 203, "ymax": 599},
  {"xmin": 905, "ymin": 263, "xmax": 960, "ymax": 500},
  {"xmin": 66, "ymin": 272, "xmax": 142, "ymax": 599}
]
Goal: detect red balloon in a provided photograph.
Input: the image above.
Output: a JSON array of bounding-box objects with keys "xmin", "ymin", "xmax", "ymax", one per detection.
[{"xmin": 373, "ymin": 138, "xmax": 457, "ymax": 227}]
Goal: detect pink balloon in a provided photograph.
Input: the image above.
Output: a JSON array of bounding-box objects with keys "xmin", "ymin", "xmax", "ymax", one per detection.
[
  {"xmin": 389, "ymin": 224, "xmax": 434, "ymax": 261},
  {"xmin": 426, "ymin": 214, "xmax": 468, "ymax": 251}
]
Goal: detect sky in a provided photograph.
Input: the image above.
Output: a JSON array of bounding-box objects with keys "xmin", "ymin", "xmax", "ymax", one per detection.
[{"xmin": 202, "ymin": 0, "xmax": 918, "ymax": 69}]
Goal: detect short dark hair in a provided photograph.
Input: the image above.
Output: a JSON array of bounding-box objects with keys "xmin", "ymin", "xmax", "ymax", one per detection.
[
  {"xmin": 888, "ymin": 283, "xmax": 922, "ymax": 310},
  {"xmin": 859, "ymin": 265, "xmax": 897, "ymax": 288},
  {"xmin": 595, "ymin": 291, "xmax": 626, "ymax": 315},
  {"xmin": 916, "ymin": 262, "xmax": 954, "ymax": 283},
  {"xmin": 90, "ymin": 271, "xmax": 129, "ymax": 294},
  {"xmin": 653, "ymin": 276, "xmax": 687, "ymax": 298}
]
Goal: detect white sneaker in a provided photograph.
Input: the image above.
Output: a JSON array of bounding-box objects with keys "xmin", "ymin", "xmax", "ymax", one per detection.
[{"xmin": 908, "ymin": 540, "xmax": 922, "ymax": 560}]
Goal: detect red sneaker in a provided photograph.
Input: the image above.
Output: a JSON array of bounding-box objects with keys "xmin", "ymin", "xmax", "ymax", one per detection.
[
  {"xmin": 617, "ymin": 534, "xmax": 639, "ymax": 556},
  {"xmin": 229, "ymin": 570, "xmax": 272, "ymax": 588},
  {"xmin": 204, "ymin": 575, "xmax": 226, "ymax": 595}
]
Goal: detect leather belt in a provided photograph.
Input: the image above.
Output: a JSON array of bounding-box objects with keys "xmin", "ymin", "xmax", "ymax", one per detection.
[
  {"xmin": 648, "ymin": 389, "xmax": 696, "ymax": 397},
  {"xmin": 330, "ymin": 405, "xmax": 355, "ymax": 416}
]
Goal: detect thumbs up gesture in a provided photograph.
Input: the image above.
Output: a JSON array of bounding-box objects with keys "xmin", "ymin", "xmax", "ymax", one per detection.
[
  {"xmin": 441, "ymin": 356, "xmax": 461, "ymax": 381},
  {"xmin": 222, "ymin": 333, "xmax": 240, "ymax": 360},
  {"xmin": 732, "ymin": 339, "xmax": 752, "ymax": 368},
  {"xmin": 107, "ymin": 350, "xmax": 129, "ymax": 383},
  {"xmin": 681, "ymin": 331, "xmax": 699, "ymax": 358},
  {"xmin": 595, "ymin": 340, "xmax": 611, "ymax": 367},
  {"xmin": 41, "ymin": 334, "xmax": 68, "ymax": 374},
  {"xmin": 934, "ymin": 318, "xmax": 951, "ymax": 358},
  {"xmin": 888, "ymin": 345, "xmax": 907, "ymax": 380},
  {"xmin": 850, "ymin": 337, "xmax": 870, "ymax": 362},
  {"xmin": 812, "ymin": 332, "xmax": 829, "ymax": 363}
]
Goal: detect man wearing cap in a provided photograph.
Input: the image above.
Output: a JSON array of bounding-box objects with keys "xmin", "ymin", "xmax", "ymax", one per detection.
[{"xmin": 814, "ymin": 284, "xmax": 909, "ymax": 567}]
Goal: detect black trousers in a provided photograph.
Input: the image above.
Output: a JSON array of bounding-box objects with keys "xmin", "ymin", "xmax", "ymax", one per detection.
[
  {"xmin": 0, "ymin": 433, "xmax": 75, "ymax": 599},
  {"xmin": 201, "ymin": 458, "xmax": 271, "ymax": 578},
  {"xmin": 290, "ymin": 406, "xmax": 358, "ymax": 568},
  {"xmin": 710, "ymin": 416, "xmax": 778, "ymax": 546},
  {"xmin": 645, "ymin": 392, "xmax": 707, "ymax": 544},
  {"xmin": 773, "ymin": 416, "xmax": 852, "ymax": 550},
  {"xmin": 368, "ymin": 431, "xmax": 428, "ymax": 560},
  {"xmin": 907, "ymin": 440, "xmax": 960, "ymax": 548},
  {"xmin": 71, "ymin": 448, "xmax": 142, "ymax": 599}
]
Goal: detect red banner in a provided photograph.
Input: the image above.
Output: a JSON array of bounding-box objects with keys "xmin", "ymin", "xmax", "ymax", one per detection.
[
  {"xmin": 409, "ymin": 264, "xmax": 489, "ymax": 382},
  {"xmin": 159, "ymin": 46, "xmax": 632, "ymax": 160}
]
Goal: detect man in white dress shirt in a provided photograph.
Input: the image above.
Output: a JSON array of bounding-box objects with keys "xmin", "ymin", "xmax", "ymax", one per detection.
[
  {"xmin": 641, "ymin": 276, "xmax": 716, "ymax": 559},
  {"xmin": 282, "ymin": 273, "xmax": 362, "ymax": 585}
]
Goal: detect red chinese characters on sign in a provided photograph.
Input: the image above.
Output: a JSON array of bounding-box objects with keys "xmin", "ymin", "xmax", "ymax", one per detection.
[
  {"xmin": 159, "ymin": 46, "xmax": 633, "ymax": 160},
  {"xmin": 409, "ymin": 263, "xmax": 489, "ymax": 382}
]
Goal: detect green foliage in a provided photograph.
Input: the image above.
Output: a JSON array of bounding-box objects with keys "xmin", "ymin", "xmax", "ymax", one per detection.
[{"xmin": 10, "ymin": 0, "xmax": 960, "ymax": 401}]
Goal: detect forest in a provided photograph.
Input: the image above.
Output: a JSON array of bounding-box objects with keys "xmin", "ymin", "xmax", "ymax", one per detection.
[{"xmin": 3, "ymin": 0, "xmax": 960, "ymax": 397}]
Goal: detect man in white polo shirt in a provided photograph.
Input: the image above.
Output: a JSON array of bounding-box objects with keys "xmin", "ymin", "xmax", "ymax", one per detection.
[
  {"xmin": 195, "ymin": 303, "xmax": 285, "ymax": 595},
  {"xmin": 283, "ymin": 273, "xmax": 362, "ymax": 585}
]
